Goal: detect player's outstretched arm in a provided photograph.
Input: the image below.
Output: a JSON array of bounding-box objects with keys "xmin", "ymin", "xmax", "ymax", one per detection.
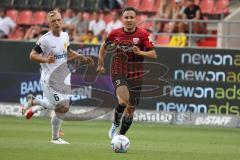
[
  {"xmin": 67, "ymin": 48, "xmax": 94, "ymax": 67},
  {"xmin": 97, "ymin": 41, "xmax": 106, "ymax": 74},
  {"xmin": 132, "ymin": 46, "xmax": 157, "ymax": 59},
  {"xmin": 30, "ymin": 50, "xmax": 55, "ymax": 63}
]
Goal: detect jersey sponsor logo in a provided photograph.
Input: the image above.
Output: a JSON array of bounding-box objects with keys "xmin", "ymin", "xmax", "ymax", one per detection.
[
  {"xmin": 54, "ymin": 51, "xmax": 67, "ymax": 59},
  {"xmin": 64, "ymin": 42, "xmax": 68, "ymax": 50},
  {"xmin": 118, "ymin": 40, "xmax": 133, "ymax": 52},
  {"xmin": 114, "ymin": 38, "xmax": 119, "ymax": 42},
  {"xmin": 119, "ymin": 45, "xmax": 133, "ymax": 52},
  {"xmin": 133, "ymin": 38, "xmax": 139, "ymax": 44}
]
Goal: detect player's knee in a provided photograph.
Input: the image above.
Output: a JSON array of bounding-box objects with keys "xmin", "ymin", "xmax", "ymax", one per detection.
[
  {"xmin": 118, "ymin": 100, "xmax": 126, "ymax": 107},
  {"xmin": 117, "ymin": 95, "xmax": 129, "ymax": 106},
  {"xmin": 62, "ymin": 107, "xmax": 69, "ymax": 113},
  {"xmin": 55, "ymin": 102, "xmax": 69, "ymax": 113},
  {"xmin": 116, "ymin": 86, "xmax": 130, "ymax": 105},
  {"xmin": 117, "ymin": 98, "xmax": 128, "ymax": 107},
  {"xmin": 55, "ymin": 107, "xmax": 69, "ymax": 113}
]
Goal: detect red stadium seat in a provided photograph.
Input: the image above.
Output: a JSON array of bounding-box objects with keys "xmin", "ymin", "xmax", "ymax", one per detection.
[
  {"xmin": 214, "ymin": 0, "xmax": 230, "ymax": 14},
  {"xmin": 138, "ymin": 0, "xmax": 154, "ymax": 12},
  {"xmin": 8, "ymin": 27, "xmax": 25, "ymax": 40},
  {"xmin": 31, "ymin": 11, "xmax": 47, "ymax": 25},
  {"xmin": 200, "ymin": 0, "xmax": 214, "ymax": 14},
  {"xmin": 137, "ymin": 14, "xmax": 148, "ymax": 22},
  {"xmin": 137, "ymin": 14, "xmax": 148, "ymax": 28},
  {"xmin": 152, "ymin": 0, "xmax": 161, "ymax": 12},
  {"xmin": 141, "ymin": 21, "xmax": 154, "ymax": 30},
  {"xmin": 155, "ymin": 35, "xmax": 170, "ymax": 46},
  {"xmin": 17, "ymin": 10, "xmax": 33, "ymax": 25},
  {"xmin": 137, "ymin": 14, "xmax": 153, "ymax": 29},
  {"xmin": 6, "ymin": 9, "xmax": 18, "ymax": 22},
  {"xmin": 194, "ymin": 0, "xmax": 200, "ymax": 5},
  {"xmin": 197, "ymin": 37, "xmax": 216, "ymax": 47},
  {"xmin": 126, "ymin": 0, "xmax": 140, "ymax": 8}
]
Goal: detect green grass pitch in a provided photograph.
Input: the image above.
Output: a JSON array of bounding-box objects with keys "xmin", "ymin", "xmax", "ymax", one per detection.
[{"xmin": 0, "ymin": 116, "xmax": 240, "ymax": 160}]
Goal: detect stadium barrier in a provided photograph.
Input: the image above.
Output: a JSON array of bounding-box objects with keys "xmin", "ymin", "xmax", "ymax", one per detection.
[
  {"xmin": 0, "ymin": 41, "xmax": 240, "ymax": 127},
  {"xmin": 0, "ymin": 103, "xmax": 239, "ymax": 128},
  {"xmin": 141, "ymin": 18, "xmax": 240, "ymax": 49}
]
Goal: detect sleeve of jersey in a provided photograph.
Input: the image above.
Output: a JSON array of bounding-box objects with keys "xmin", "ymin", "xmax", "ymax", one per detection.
[
  {"xmin": 143, "ymin": 31, "xmax": 154, "ymax": 51},
  {"xmin": 105, "ymin": 30, "xmax": 114, "ymax": 46},
  {"xmin": 34, "ymin": 37, "xmax": 46, "ymax": 54},
  {"xmin": 66, "ymin": 33, "xmax": 70, "ymax": 47}
]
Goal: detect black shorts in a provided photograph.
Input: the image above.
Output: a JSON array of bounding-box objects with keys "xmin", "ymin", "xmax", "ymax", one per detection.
[{"xmin": 112, "ymin": 76, "xmax": 142, "ymax": 106}]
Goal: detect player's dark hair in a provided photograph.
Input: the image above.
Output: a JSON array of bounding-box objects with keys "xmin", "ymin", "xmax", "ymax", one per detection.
[{"xmin": 122, "ymin": 7, "xmax": 138, "ymax": 15}]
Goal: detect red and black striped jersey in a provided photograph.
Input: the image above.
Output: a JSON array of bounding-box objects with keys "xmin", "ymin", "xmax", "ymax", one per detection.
[{"xmin": 106, "ymin": 27, "xmax": 154, "ymax": 80}]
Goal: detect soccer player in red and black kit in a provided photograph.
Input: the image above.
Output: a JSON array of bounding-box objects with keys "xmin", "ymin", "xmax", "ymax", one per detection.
[{"xmin": 97, "ymin": 7, "xmax": 157, "ymax": 139}]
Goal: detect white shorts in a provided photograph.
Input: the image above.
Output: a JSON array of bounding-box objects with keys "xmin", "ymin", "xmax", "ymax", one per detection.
[{"xmin": 42, "ymin": 82, "xmax": 70, "ymax": 108}]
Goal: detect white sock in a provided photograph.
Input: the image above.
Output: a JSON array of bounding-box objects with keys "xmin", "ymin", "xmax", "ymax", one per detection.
[
  {"xmin": 51, "ymin": 113, "xmax": 63, "ymax": 140},
  {"xmin": 33, "ymin": 98, "xmax": 53, "ymax": 110}
]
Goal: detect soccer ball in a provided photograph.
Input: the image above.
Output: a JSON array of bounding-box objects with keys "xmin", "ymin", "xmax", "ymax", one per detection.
[{"xmin": 111, "ymin": 135, "xmax": 130, "ymax": 153}]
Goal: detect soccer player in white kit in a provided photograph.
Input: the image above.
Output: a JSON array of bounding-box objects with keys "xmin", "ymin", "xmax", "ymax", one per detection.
[{"xmin": 20, "ymin": 10, "xmax": 94, "ymax": 144}]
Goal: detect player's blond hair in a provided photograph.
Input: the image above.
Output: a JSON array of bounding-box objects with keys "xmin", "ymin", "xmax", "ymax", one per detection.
[{"xmin": 47, "ymin": 10, "xmax": 61, "ymax": 23}]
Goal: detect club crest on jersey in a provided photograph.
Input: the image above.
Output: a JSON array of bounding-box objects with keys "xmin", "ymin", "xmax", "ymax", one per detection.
[
  {"xmin": 64, "ymin": 42, "xmax": 68, "ymax": 50},
  {"xmin": 133, "ymin": 38, "xmax": 139, "ymax": 44}
]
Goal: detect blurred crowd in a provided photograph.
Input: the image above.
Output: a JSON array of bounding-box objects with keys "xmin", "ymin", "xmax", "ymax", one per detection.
[
  {"xmin": 61, "ymin": 9, "xmax": 122, "ymax": 44},
  {"xmin": 0, "ymin": 8, "xmax": 123, "ymax": 44},
  {"xmin": 0, "ymin": 0, "xmax": 206, "ymax": 47},
  {"xmin": 153, "ymin": 0, "xmax": 205, "ymax": 47},
  {"xmin": 154, "ymin": 0, "xmax": 204, "ymax": 33}
]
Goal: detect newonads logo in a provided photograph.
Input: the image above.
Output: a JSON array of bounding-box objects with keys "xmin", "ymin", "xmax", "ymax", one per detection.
[{"xmin": 157, "ymin": 51, "xmax": 240, "ymax": 116}]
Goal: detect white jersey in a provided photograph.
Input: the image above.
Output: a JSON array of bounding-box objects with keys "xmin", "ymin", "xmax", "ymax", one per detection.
[
  {"xmin": 36, "ymin": 31, "xmax": 70, "ymax": 85},
  {"xmin": 0, "ymin": 16, "xmax": 16, "ymax": 35}
]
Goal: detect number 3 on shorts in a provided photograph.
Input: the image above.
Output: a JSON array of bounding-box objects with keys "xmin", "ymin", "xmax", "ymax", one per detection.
[{"xmin": 54, "ymin": 94, "xmax": 59, "ymax": 101}]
